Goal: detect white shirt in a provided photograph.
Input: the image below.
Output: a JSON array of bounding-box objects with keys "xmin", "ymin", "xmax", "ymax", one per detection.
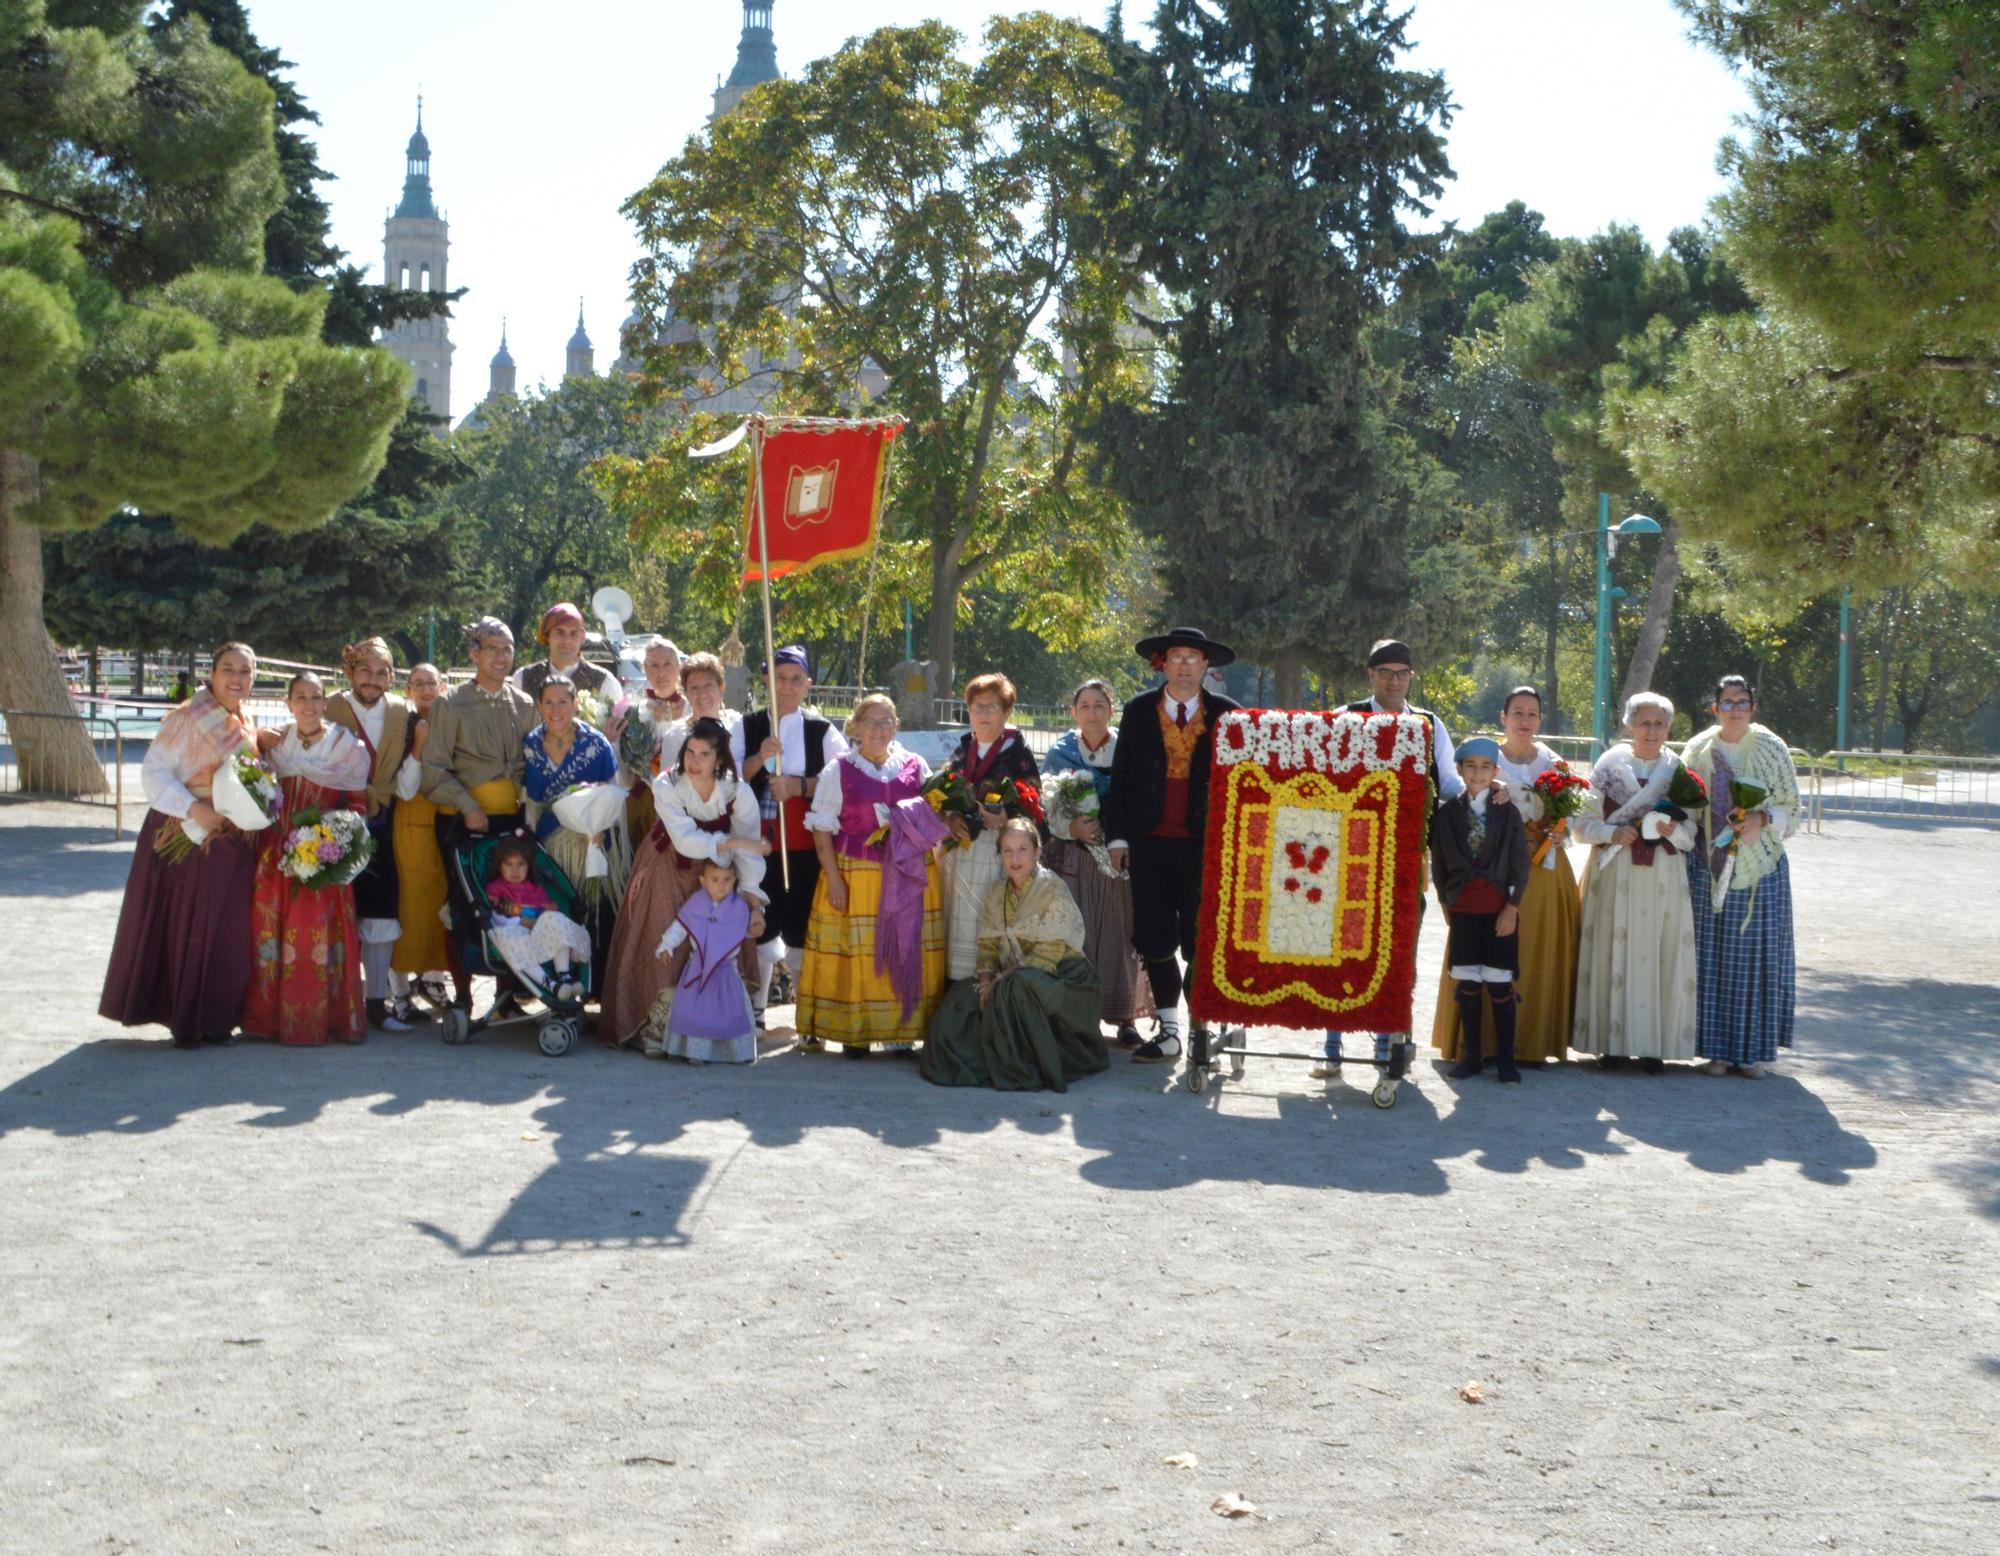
[
  {"xmin": 1363, "ymin": 696, "xmax": 1462, "ymax": 799},
  {"xmin": 729, "ymin": 708, "xmax": 850, "ymax": 785},
  {"xmin": 341, "ymin": 691, "xmax": 425, "ymax": 801},
  {"xmin": 661, "ymin": 707, "xmax": 743, "ymax": 774},
  {"xmin": 804, "ymin": 745, "xmax": 932, "ymax": 834}
]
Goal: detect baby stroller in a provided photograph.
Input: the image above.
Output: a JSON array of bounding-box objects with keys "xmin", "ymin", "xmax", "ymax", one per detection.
[{"xmin": 439, "ymin": 824, "xmax": 594, "ymax": 1056}]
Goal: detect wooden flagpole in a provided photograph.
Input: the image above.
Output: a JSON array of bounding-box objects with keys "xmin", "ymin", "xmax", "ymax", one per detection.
[{"xmin": 750, "ymin": 417, "xmax": 790, "ymax": 890}]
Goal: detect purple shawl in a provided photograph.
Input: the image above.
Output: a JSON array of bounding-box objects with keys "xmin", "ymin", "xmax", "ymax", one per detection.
[{"xmin": 875, "ymin": 794, "xmax": 950, "ymax": 1020}]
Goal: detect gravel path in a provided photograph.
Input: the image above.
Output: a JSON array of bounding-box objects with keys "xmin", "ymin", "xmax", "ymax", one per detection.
[{"xmin": 1, "ymin": 804, "xmax": 1995, "ymax": 1554}]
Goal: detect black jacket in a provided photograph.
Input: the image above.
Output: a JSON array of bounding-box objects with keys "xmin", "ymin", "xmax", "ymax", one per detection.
[
  {"xmin": 944, "ymin": 729, "xmax": 1046, "ymax": 840},
  {"xmin": 1429, "ymin": 792, "xmax": 1532, "ymax": 911},
  {"xmin": 1103, "ymin": 686, "xmax": 1242, "ymax": 845}
]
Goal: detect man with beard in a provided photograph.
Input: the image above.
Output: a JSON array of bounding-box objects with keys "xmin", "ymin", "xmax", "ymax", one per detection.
[{"xmin": 326, "ymin": 637, "xmax": 426, "ymax": 1030}]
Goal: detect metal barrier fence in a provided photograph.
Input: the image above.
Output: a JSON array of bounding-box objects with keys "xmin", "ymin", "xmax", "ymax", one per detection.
[{"xmin": 8, "ymin": 700, "xmax": 1994, "ymax": 839}]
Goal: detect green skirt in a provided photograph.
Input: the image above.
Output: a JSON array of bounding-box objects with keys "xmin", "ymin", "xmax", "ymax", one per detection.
[{"xmin": 920, "ymin": 954, "xmax": 1110, "ymax": 1093}]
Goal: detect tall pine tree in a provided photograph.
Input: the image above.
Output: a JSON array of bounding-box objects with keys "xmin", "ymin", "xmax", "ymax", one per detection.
[{"xmin": 1096, "ymin": 0, "xmax": 1463, "ymax": 703}]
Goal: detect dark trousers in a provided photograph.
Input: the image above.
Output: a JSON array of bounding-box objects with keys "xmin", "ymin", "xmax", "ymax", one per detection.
[
  {"xmin": 1128, "ymin": 834, "xmax": 1204, "ymax": 1020},
  {"xmin": 758, "ymin": 844, "xmax": 821, "ymax": 948}
]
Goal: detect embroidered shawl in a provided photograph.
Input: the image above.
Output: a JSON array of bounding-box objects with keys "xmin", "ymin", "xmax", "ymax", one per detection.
[
  {"xmin": 1681, "ymin": 722, "xmax": 1800, "ymax": 905},
  {"xmin": 977, "ymin": 866, "xmax": 1087, "ymax": 973}
]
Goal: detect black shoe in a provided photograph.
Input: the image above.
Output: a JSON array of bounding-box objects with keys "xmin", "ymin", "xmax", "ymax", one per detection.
[
  {"xmin": 1495, "ymin": 1058, "xmax": 1521, "ymax": 1083},
  {"xmin": 1641, "ymin": 1056, "xmax": 1665, "ymax": 1074},
  {"xmin": 366, "ymin": 998, "xmax": 388, "ymax": 1029},
  {"xmin": 172, "ymin": 1033, "xmax": 200, "ymax": 1050},
  {"xmin": 1132, "ymin": 1032, "xmax": 1182, "ymax": 1063},
  {"xmin": 1449, "ymin": 1051, "xmax": 1483, "ymax": 1080},
  {"xmin": 1598, "ymin": 1055, "xmax": 1629, "ymax": 1071},
  {"xmin": 842, "ymin": 1042, "xmax": 870, "ymax": 1059},
  {"xmin": 1115, "ymin": 1024, "xmax": 1143, "ymax": 1048},
  {"xmin": 201, "ymin": 1031, "xmax": 238, "ymax": 1046}
]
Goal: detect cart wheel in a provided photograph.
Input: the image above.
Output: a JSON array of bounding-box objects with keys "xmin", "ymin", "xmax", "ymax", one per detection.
[
  {"xmin": 538, "ymin": 1019, "xmax": 574, "ymax": 1058},
  {"xmin": 1228, "ymin": 1028, "xmax": 1247, "ymax": 1078},
  {"xmin": 1371, "ymin": 1077, "xmax": 1399, "ymax": 1109},
  {"xmin": 443, "ymin": 1007, "xmax": 471, "ymax": 1046},
  {"xmin": 1186, "ymin": 1064, "xmax": 1207, "ymax": 1094}
]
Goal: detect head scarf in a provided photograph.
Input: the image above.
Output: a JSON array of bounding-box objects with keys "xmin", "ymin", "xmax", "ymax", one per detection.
[
  {"xmin": 340, "ymin": 636, "xmax": 395, "ymax": 677},
  {"xmin": 537, "ymin": 602, "xmax": 585, "ymax": 646},
  {"xmin": 463, "ymin": 616, "xmax": 514, "ymax": 653}
]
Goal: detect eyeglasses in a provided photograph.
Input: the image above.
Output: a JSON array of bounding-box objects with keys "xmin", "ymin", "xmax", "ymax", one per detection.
[
  {"xmin": 1373, "ymin": 668, "xmax": 1414, "ymax": 681},
  {"xmin": 1163, "ymin": 652, "xmax": 1207, "ymax": 667},
  {"xmin": 855, "ymin": 716, "xmax": 896, "ymax": 730},
  {"xmin": 1717, "ymin": 700, "xmax": 1754, "ymax": 711}
]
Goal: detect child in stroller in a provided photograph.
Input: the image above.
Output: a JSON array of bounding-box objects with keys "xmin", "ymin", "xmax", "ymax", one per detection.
[{"xmin": 486, "ymin": 837, "xmax": 592, "ymax": 1002}]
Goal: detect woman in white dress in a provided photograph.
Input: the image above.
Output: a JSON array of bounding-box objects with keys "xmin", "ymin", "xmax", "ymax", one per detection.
[{"xmin": 1571, "ymin": 692, "xmax": 1699, "ymax": 1070}]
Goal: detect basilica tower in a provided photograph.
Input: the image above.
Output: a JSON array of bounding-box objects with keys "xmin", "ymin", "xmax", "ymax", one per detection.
[
  {"xmin": 712, "ymin": 2, "xmax": 779, "ymax": 122},
  {"xmin": 381, "ymin": 102, "xmax": 454, "ymax": 423}
]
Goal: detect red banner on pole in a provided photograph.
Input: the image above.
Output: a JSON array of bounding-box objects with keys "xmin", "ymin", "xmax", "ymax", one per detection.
[{"xmin": 741, "ymin": 418, "xmax": 902, "ymax": 583}]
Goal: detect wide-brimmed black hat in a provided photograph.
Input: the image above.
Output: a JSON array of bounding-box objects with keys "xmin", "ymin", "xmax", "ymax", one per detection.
[{"xmin": 1135, "ymin": 626, "xmax": 1236, "ymax": 668}]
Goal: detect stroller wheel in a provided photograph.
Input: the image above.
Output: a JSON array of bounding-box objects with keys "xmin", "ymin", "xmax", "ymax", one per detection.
[
  {"xmin": 1371, "ymin": 1077, "xmax": 1399, "ymax": 1109},
  {"xmin": 443, "ymin": 1007, "xmax": 471, "ymax": 1046},
  {"xmin": 538, "ymin": 1019, "xmax": 575, "ymax": 1057}
]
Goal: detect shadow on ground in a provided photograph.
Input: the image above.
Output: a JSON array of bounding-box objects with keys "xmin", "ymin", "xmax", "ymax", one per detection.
[{"xmin": 0, "ymin": 825, "xmax": 133, "ymax": 898}]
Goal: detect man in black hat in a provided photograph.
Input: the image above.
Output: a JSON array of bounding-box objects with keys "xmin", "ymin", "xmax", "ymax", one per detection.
[
  {"xmin": 1314, "ymin": 636, "xmax": 1467, "ymax": 1079},
  {"xmin": 1104, "ymin": 627, "xmax": 1243, "ymax": 1065}
]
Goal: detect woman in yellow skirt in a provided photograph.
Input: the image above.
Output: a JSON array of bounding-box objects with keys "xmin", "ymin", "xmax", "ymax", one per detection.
[
  {"xmin": 798, "ymin": 694, "xmax": 947, "ymax": 1054},
  {"xmin": 391, "ymin": 664, "xmax": 453, "ymax": 999},
  {"xmin": 1431, "ymin": 688, "xmax": 1581, "ymax": 1067}
]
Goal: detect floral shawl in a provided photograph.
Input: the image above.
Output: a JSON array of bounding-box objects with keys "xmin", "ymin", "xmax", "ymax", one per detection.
[{"xmin": 976, "ymin": 866, "xmax": 1087, "ymax": 974}]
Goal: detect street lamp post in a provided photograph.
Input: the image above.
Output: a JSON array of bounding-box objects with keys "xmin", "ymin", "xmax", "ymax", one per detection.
[{"xmin": 1591, "ymin": 493, "xmax": 1663, "ymax": 756}]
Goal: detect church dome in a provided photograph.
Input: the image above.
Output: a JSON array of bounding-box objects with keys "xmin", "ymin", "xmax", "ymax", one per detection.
[
  {"xmin": 567, "ymin": 314, "xmax": 593, "ymax": 351},
  {"xmin": 491, "ymin": 336, "xmax": 515, "ymax": 368}
]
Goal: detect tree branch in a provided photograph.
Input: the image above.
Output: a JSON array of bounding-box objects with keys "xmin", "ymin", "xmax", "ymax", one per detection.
[{"xmin": 0, "ymin": 186, "xmax": 141, "ymax": 239}]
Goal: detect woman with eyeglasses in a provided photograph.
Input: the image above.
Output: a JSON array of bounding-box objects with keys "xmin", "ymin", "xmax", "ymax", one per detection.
[
  {"xmin": 797, "ymin": 694, "xmax": 948, "ymax": 1054},
  {"xmin": 1680, "ymin": 675, "xmax": 1800, "ymax": 1078}
]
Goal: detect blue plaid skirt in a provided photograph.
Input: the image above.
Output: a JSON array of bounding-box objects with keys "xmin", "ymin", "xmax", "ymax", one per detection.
[{"xmin": 1688, "ymin": 847, "xmax": 1796, "ymax": 1064}]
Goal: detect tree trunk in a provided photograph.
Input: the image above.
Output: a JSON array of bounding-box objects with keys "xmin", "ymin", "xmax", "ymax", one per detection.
[
  {"xmin": 1271, "ymin": 646, "xmax": 1306, "ymax": 709},
  {"xmin": 1617, "ymin": 516, "xmax": 1681, "ymax": 709},
  {"xmin": 926, "ymin": 550, "xmax": 961, "ymax": 709},
  {"xmin": 0, "ymin": 450, "xmax": 109, "ymax": 797},
  {"xmin": 1869, "ymin": 590, "xmax": 1903, "ymax": 750}
]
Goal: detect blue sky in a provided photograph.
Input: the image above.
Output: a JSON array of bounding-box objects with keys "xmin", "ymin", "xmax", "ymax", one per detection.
[{"xmin": 245, "ymin": 1, "xmax": 1751, "ymax": 422}]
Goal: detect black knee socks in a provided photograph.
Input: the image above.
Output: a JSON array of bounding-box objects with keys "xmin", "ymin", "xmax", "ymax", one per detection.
[
  {"xmin": 1450, "ymin": 981, "xmax": 1485, "ymax": 1077},
  {"xmin": 1490, "ymin": 984, "xmax": 1521, "ymax": 1082}
]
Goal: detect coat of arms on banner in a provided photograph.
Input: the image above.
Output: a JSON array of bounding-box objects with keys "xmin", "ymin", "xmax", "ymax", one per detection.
[
  {"xmin": 786, "ymin": 462, "xmax": 837, "ymax": 525},
  {"xmin": 1191, "ymin": 711, "xmax": 1433, "ymax": 1033}
]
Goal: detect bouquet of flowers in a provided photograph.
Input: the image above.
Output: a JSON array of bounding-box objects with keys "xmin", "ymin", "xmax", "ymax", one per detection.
[
  {"xmin": 277, "ymin": 807, "xmax": 376, "ymax": 889},
  {"xmin": 1638, "ymin": 766, "xmax": 1707, "ymax": 844},
  {"xmin": 552, "ymin": 781, "xmax": 629, "ymax": 879},
  {"xmin": 1044, "ymin": 770, "xmax": 1121, "ymax": 878},
  {"xmin": 573, "ymin": 687, "xmax": 609, "ymax": 732},
  {"xmin": 919, "ymin": 768, "xmax": 975, "ymax": 847},
  {"xmin": 1526, "ymin": 763, "xmax": 1590, "ymax": 870},
  {"xmin": 1709, "ymin": 778, "xmax": 1770, "ymax": 914},
  {"xmin": 154, "ymin": 747, "xmax": 281, "ymax": 864},
  {"xmin": 615, "ymin": 695, "xmax": 663, "ymax": 773},
  {"xmin": 975, "ymin": 774, "xmax": 1045, "ymax": 827}
]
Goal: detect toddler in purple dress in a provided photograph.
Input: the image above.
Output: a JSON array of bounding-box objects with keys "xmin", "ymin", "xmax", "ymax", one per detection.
[{"xmin": 654, "ymin": 856, "xmax": 759, "ymax": 1064}]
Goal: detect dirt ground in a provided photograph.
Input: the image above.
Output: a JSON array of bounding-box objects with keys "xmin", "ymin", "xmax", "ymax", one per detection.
[{"xmin": 1, "ymin": 804, "xmax": 1995, "ymax": 1555}]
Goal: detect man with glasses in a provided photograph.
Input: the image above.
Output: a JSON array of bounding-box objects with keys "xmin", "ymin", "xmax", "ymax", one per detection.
[
  {"xmin": 1314, "ymin": 637, "xmax": 1465, "ymax": 1079},
  {"xmin": 1105, "ymin": 627, "xmax": 1242, "ymax": 1066}
]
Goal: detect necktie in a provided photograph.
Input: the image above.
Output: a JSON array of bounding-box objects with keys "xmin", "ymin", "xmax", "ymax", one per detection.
[{"xmin": 1174, "ymin": 701, "xmax": 1188, "ymax": 730}]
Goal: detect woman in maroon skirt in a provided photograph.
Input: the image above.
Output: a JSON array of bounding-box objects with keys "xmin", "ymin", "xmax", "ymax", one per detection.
[{"xmin": 99, "ymin": 642, "xmax": 263, "ymax": 1048}]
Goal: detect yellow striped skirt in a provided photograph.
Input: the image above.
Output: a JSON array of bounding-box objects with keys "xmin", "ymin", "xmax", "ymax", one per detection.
[{"xmin": 798, "ymin": 855, "xmax": 946, "ymax": 1045}]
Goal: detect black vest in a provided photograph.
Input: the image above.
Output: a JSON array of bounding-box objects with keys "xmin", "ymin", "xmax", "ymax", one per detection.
[{"xmin": 740, "ymin": 710, "xmax": 831, "ymax": 800}]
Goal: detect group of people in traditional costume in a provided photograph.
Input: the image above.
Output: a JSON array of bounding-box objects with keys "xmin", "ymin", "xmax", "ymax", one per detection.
[{"xmin": 100, "ymin": 610, "xmax": 1799, "ymax": 1091}]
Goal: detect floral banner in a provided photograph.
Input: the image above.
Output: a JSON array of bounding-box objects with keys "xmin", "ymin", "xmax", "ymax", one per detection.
[{"xmin": 1190, "ymin": 711, "xmax": 1433, "ymax": 1033}]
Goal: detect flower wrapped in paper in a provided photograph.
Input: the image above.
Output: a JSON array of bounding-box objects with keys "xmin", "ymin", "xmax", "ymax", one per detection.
[
  {"xmin": 276, "ymin": 808, "xmax": 375, "ymax": 890},
  {"xmin": 157, "ymin": 747, "xmax": 281, "ymax": 863},
  {"xmin": 1526, "ymin": 763, "xmax": 1589, "ymax": 871},
  {"xmin": 1044, "ymin": 770, "xmax": 1122, "ymax": 879},
  {"xmin": 552, "ymin": 781, "xmax": 629, "ymax": 879}
]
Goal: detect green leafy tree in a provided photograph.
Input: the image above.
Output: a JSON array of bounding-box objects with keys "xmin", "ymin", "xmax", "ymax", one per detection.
[
  {"xmin": 1093, "ymin": 0, "xmax": 1467, "ymax": 705},
  {"xmin": 1611, "ymin": 1, "xmax": 2000, "ymax": 597},
  {"xmin": 1492, "ymin": 225, "xmax": 1751, "ymax": 706},
  {"xmin": 448, "ymin": 373, "xmax": 657, "ymax": 643},
  {"xmin": 620, "ymin": 15, "xmax": 1145, "ymax": 696},
  {"xmin": 0, "ymin": 1, "xmax": 409, "ymax": 792}
]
